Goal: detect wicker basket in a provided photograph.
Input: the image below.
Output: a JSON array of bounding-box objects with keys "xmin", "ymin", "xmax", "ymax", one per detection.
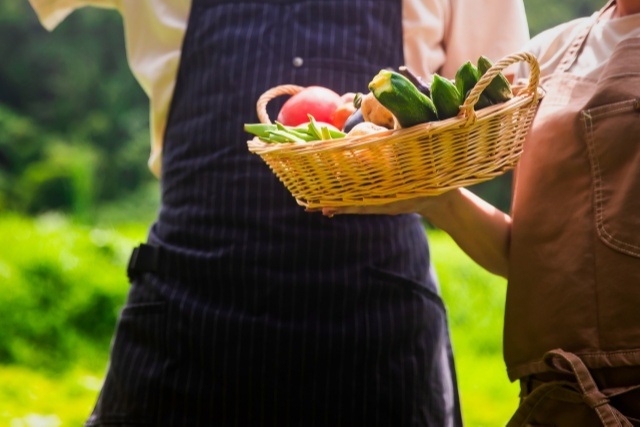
[{"xmin": 247, "ymin": 52, "xmax": 543, "ymax": 208}]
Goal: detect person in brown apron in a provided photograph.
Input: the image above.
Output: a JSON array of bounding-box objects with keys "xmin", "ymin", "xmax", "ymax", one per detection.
[{"xmin": 319, "ymin": 0, "xmax": 640, "ymax": 424}]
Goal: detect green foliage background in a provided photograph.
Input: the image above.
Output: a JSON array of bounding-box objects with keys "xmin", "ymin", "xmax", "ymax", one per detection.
[
  {"xmin": 0, "ymin": 217, "xmax": 512, "ymax": 427},
  {"xmin": 0, "ymin": 214, "xmax": 139, "ymax": 427},
  {"xmin": 1, "ymin": 1, "xmax": 605, "ymax": 426}
]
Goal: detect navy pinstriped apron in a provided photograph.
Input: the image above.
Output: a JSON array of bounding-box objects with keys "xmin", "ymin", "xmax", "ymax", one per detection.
[{"xmin": 86, "ymin": 0, "xmax": 461, "ymax": 426}]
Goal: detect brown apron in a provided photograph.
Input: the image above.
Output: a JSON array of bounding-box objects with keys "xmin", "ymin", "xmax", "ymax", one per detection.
[{"xmin": 504, "ymin": 1, "xmax": 640, "ymax": 424}]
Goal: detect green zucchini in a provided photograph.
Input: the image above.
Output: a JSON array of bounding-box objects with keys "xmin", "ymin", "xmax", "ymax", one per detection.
[
  {"xmin": 368, "ymin": 69, "xmax": 438, "ymax": 128},
  {"xmin": 454, "ymin": 61, "xmax": 495, "ymax": 111},
  {"xmin": 465, "ymin": 90, "xmax": 494, "ymax": 111},
  {"xmin": 477, "ymin": 55, "xmax": 513, "ymax": 103},
  {"xmin": 430, "ymin": 74, "xmax": 463, "ymax": 120},
  {"xmin": 455, "ymin": 61, "xmax": 480, "ymax": 101}
]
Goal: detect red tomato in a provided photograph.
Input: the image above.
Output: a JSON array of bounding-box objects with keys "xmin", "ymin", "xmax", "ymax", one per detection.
[
  {"xmin": 330, "ymin": 102, "xmax": 358, "ymax": 131},
  {"xmin": 276, "ymin": 86, "xmax": 342, "ymax": 126}
]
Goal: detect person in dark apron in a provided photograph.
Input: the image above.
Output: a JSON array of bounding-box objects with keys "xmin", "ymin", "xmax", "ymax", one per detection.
[
  {"xmin": 71, "ymin": 0, "xmax": 468, "ymax": 426},
  {"xmin": 321, "ymin": 0, "xmax": 640, "ymax": 425}
]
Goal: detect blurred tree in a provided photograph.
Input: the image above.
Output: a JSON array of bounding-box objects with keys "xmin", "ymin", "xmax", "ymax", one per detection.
[
  {"xmin": 524, "ymin": 0, "xmax": 603, "ymax": 36},
  {"xmin": 0, "ymin": 213, "xmax": 132, "ymax": 371},
  {"xmin": 0, "ymin": 2, "xmax": 152, "ymax": 218}
]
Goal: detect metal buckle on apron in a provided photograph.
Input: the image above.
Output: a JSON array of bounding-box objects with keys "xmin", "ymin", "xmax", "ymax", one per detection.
[{"xmin": 507, "ymin": 349, "xmax": 640, "ymax": 427}]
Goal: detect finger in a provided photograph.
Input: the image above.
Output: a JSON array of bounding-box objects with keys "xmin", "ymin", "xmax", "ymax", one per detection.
[
  {"xmin": 330, "ymin": 204, "xmax": 407, "ymax": 216},
  {"xmin": 322, "ymin": 208, "xmax": 338, "ymax": 217},
  {"xmin": 322, "ymin": 206, "xmax": 370, "ymax": 216}
]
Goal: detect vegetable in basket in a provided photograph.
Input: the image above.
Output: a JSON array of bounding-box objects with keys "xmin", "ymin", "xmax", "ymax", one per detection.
[
  {"xmin": 276, "ymin": 86, "xmax": 343, "ymax": 126},
  {"xmin": 330, "ymin": 92, "xmax": 359, "ymax": 131},
  {"xmin": 244, "ymin": 115, "xmax": 345, "ymax": 143},
  {"xmin": 430, "ymin": 74, "xmax": 463, "ymax": 120},
  {"xmin": 363, "ymin": 56, "xmax": 516, "ymax": 129},
  {"xmin": 454, "ymin": 61, "xmax": 480, "ymax": 100},
  {"xmin": 455, "ymin": 61, "xmax": 494, "ymax": 110},
  {"xmin": 342, "ymin": 108, "xmax": 364, "ymax": 133},
  {"xmin": 477, "ymin": 55, "xmax": 514, "ymax": 103},
  {"xmin": 397, "ymin": 65, "xmax": 431, "ymax": 97},
  {"xmin": 360, "ymin": 91, "xmax": 397, "ymax": 129},
  {"xmin": 368, "ymin": 69, "xmax": 439, "ymax": 128}
]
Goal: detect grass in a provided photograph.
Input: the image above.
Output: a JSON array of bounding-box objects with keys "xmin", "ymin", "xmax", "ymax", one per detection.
[
  {"xmin": 0, "ymin": 366, "xmax": 103, "ymax": 427},
  {"xmin": 429, "ymin": 229, "xmax": 519, "ymax": 426},
  {"xmin": 0, "ymin": 217, "xmax": 518, "ymax": 426}
]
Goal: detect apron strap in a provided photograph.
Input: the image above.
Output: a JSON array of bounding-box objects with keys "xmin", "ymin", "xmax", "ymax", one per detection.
[
  {"xmin": 557, "ymin": 0, "xmax": 617, "ymax": 72},
  {"xmin": 507, "ymin": 349, "xmax": 640, "ymax": 427}
]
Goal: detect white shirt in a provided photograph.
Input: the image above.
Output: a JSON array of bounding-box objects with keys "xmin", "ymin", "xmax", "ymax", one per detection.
[{"xmin": 29, "ymin": 0, "xmax": 529, "ymax": 177}]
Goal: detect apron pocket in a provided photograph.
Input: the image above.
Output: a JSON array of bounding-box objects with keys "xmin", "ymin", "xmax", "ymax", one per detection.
[
  {"xmin": 582, "ymin": 97, "xmax": 640, "ymax": 258},
  {"xmin": 366, "ymin": 265, "xmax": 446, "ymax": 314}
]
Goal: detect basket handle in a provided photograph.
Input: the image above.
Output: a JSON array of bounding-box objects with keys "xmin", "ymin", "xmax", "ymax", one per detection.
[
  {"xmin": 460, "ymin": 51, "xmax": 541, "ymax": 125},
  {"xmin": 256, "ymin": 84, "xmax": 305, "ymax": 124}
]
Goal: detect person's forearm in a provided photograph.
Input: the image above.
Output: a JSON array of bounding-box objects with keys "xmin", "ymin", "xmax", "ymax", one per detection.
[
  {"xmin": 319, "ymin": 186, "xmax": 512, "ymax": 276},
  {"xmin": 420, "ymin": 188, "xmax": 511, "ymax": 278}
]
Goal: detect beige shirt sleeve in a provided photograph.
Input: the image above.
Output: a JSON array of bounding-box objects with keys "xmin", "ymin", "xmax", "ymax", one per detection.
[
  {"xmin": 28, "ymin": 0, "xmax": 118, "ymax": 30},
  {"xmin": 116, "ymin": 0, "xmax": 189, "ymax": 177},
  {"xmin": 403, "ymin": 0, "xmax": 530, "ymax": 80}
]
